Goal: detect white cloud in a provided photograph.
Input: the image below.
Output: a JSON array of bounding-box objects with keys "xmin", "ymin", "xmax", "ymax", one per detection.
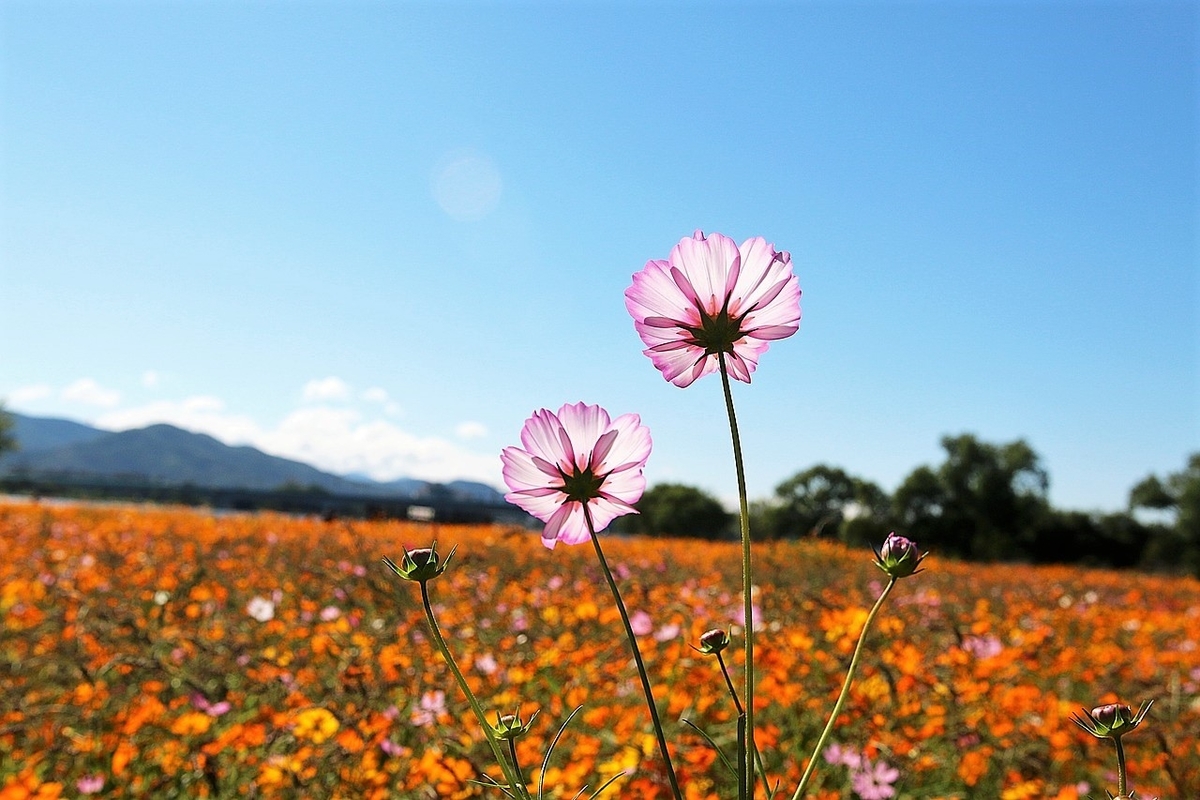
[
  {"xmin": 302, "ymin": 377, "xmax": 352, "ymax": 403},
  {"xmin": 362, "ymin": 387, "xmax": 389, "ymax": 403},
  {"xmin": 62, "ymin": 378, "xmax": 121, "ymax": 407},
  {"xmin": 257, "ymin": 407, "xmax": 499, "ymax": 485},
  {"xmin": 94, "ymin": 391, "xmax": 500, "ymax": 487},
  {"xmin": 141, "ymin": 370, "xmax": 161, "ymax": 388},
  {"xmin": 455, "ymin": 421, "xmax": 488, "ymax": 440},
  {"xmin": 5, "ymin": 384, "xmax": 53, "ymax": 405},
  {"xmin": 362, "ymin": 386, "xmax": 403, "ymax": 416},
  {"xmin": 96, "ymin": 396, "xmax": 262, "ymax": 444}
]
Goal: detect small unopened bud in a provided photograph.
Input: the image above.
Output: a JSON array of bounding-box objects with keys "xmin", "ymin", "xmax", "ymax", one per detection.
[
  {"xmin": 697, "ymin": 628, "xmax": 731, "ymax": 655},
  {"xmin": 491, "ymin": 708, "xmax": 538, "ymax": 741},
  {"xmin": 383, "ymin": 542, "xmax": 457, "ymax": 583},
  {"xmin": 1072, "ymin": 700, "xmax": 1153, "ymax": 740},
  {"xmin": 874, "ymin": 532, "xmax": 925, "ymax": 579}
]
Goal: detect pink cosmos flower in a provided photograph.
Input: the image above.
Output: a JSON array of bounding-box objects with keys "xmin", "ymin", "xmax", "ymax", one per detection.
[
  {"xmin": 411, "ymin": 689, "xmax": 447, "ymax": 727},
  {"xmin": 654, "ymin": 622, "xmax": 682, "ymax": 642},
  {"xmin": 76, "ymin": 775, "xmax": 105, "ymax": 795},
  {"xmin": 625, "ymin": 230, "xmax": 801, "ymax": 387},
  {"xmin": 962, "ymin": 633, "xmax": 1004, "ymax": 660},
  {"xmin": 501, "ymin": 402, "xmax": 651, "ymax": 548},
  {"xmin": 191, "ymin": 693, "xmax": 232, "ymax": 717},
  {"xmin": 823, "ymin": 742, "xmax": 862, "ymax": 769},
  {"xmin": 851, "ymin": 757, "xmax": 900, "ymax": 800}
]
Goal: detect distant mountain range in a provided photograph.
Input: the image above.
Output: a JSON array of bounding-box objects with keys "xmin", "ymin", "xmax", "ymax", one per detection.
[{"xmin": 0, "ymin": 412, "xmax": 504, "ymax": 504}]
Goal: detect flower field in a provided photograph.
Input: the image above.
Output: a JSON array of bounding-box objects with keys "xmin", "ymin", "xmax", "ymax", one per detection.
[{"xmin": 2, "ymin": 499, "xmax": 1198, "ymax": 799}]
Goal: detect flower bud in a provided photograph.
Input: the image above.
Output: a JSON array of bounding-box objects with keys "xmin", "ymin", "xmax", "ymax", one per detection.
[
  {"xmin": 491, "ymin": 708, "xmax": 538, "ymax": 741},
  {"xmin": 1093, "ymin": 703, "xmax": 1134, "ymax": 730},
  {"xmin": 873, "ymin": 533, "xmax": 925, "ymax": 579},
  {"xmin": 383, "ymin": 542, "xmax": 456, "ymax": 583},
  {"xmin": 1072, "ymin": 699, "xmax": 1152, "ymax": 740},
  {"xmin": 697, "ymin": 628, "xmax": 731, "ymax": 655}
]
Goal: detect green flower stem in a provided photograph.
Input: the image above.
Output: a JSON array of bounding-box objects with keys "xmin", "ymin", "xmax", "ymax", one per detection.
[
  {"xmin": 717, "ymin": 652, "xmax": 743, "ymax": 715},
  {"xmin": 737, "ymin": 717, "xmax": 748, "ymax": 800},
  {"xmin": 717, "ymin": 652, "xmax": 774, "ymax": 798},
  {"xmin": 1115, "ymin": 737, "xmax": 1127, "ymax": 798},
  {"xmin": 584, "ymin": 505, "xmax": 684, "ymax": 800},
  {"xmin": 508, "ymin": 739, "xmax": 524, "ymax": 788},
  {"xmin": 420, "ymin": 581, "xmax": 531, "ymax": 800},
  {"xmin": 718, "ymin": 354, "xmax": 756, "ymax": 800},
  {"xmin": 791, "ymin": 578, "xmax": 896, "ymax": 800}
]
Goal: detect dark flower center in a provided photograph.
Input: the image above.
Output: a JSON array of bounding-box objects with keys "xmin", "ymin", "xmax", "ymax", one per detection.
[
  {"xmin": 685, "ymin": 307, "xmax": 745, "ymax": 355},
  {"xmin": 559, "ymin": 467, "xmax": 605, "ymax": 504}
]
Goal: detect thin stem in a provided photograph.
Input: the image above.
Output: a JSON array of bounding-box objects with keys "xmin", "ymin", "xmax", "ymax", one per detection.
[
  {"xmin": 718, "ymin": 653, "xmax": 776, "ymax": 798},
  {"xmin": 719, "ymin": 353, "xmax": 755, "ymax": 799},
  {"xmin": 791, "ymin": 578, "xmax": 897, "ymax": 800},
  {"xmin": 737, "ymin": 716, "xmax": 748, "ymax": 800},
  {"xmin": 1115, "ymin": 737, "xmax": 1127, "ymax": 798},
  {"xmin": 420, "ymin": 582, "xmax": 530, "ymax": 800},
  {"xmin": 584, "ymin": 505, "xmax": 684, "ymax": 800},
  {"xmin": 717, "ymin": 652, "xmax": 743, "ymax": 715},
  {"xmin": 509, "ymin": 739, "xmax": 524, "ymax": 788}
]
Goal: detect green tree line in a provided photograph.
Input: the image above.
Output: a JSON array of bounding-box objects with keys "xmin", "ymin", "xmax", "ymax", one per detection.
[
  {"xmin": 0, "ymin": 403, "xmax": 14, "ymax": 455},
  {"xmin": 3, "ymin": 405, "xmax": 1193, "ymax": 574},
  {"xmin": 619, "ymin": 432, "xmax": 1200, "ymax": 576}
]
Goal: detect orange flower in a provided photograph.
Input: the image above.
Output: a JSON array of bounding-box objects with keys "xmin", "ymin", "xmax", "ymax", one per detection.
[
  {"xmin": 170, "ymin": 711, "xmax": 213, "ymax": 736},
  {"xmin": 1, "ymin": 500, "xmax": 1197, "ymax": 798},
  {"xmin": 111, "ymin": 741, "xmax": 138, "ymax": 776},
  {"xmin": 957, "ymin": 747, "xmax": 993, "ymax": 786}
]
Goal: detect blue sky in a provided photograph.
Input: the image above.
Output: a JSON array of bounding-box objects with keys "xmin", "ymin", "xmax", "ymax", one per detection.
[{"xmin": 1, "ymin": 1, "xmax": 1196, "ymax": 512}]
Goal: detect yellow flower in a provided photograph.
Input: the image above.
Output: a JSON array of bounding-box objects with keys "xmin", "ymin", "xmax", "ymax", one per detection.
[{"xmin": 292, "ymin": 707, "xmax": 339, "ymax": 744}]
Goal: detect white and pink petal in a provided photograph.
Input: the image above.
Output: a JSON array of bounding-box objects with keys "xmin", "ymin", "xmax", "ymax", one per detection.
[
  {"xmin": 594, "ymin": 413, "xmax": 651, "ymax": 476},
  {"xmin": 556, "ymin": 402, "xmax": 610, "ymax": 470},
  {"xmin": 500, "ymin": 447, "xmax": 558, "ymax": 493}
]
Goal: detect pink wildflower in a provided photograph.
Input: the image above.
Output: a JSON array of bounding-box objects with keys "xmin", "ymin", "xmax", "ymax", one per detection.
[
  {"xmin": 411, "ymin": 690, "xmax": 446, "ymax": 728},
  {"xmin": 962, "ymin": 634, "xmax": 1004, "ymax": 660},
  {"xmin": 729, "ymin": 602, "xmax": 765, "ymax": 632},
  {"xmin": 502, "ymin": 402, "xmax": 651, "ymax": 548},
  {"xmin": 851, "ymin": 757, "xmax": 900, "ymax": 800},
  {"xmin": 206, "ymin": 700, "xmax": 232, "ymax": 717},
  {"xmin": 630, "ymin": 610, "xmax": 653, "ymax": 637},
  {"xmin": 76, "ymin": 775, "xmax": 105, "ymax": 795},
  {"xmin": 625, "ymin": 230, "xmax": 801, "ymax": 387},
  {"xmin": 823, "ymin": 742, "xmax": 862, "ymax": 769},
  {"xmin": 474, "ymin": 652, "xmax": 499, "ymax": 675},
  {"xmin": 191, "ymin": 693, "xmax": 231, "ymax": 717},
  {"xmin": 654, "ymin": 622, "xmax": 682, "ymax": 642}
]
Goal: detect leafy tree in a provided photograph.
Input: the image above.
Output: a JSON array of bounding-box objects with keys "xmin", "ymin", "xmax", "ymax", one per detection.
[
  {"xmin": 1027, "ymin": 510, "xmax": 1151, "ymax": 568},
  {"xmin": 893, "ymin": 434, "xmax": 1050, "ymax": 560},
  {"xmin": 1129, "ymin": 474, "xmax": 1175, "ymax": 510},
  {"xmin": 1130, "ymin": 453, "xmax": 1200, "ymax": 576},
  {"xmin": 0, "ymin": 403, "xmax": 15, "ymax": 456},
  {"xmin": 628, "ymin": 483, "xmax": 731, "ymax": 540},
  {"xmin": 892, "ymin": 465, "xmax": 955, "ymax": 552},
  {"xmin": 761, "ymin": 465, "xmax": 890, "ymax": 544}
]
